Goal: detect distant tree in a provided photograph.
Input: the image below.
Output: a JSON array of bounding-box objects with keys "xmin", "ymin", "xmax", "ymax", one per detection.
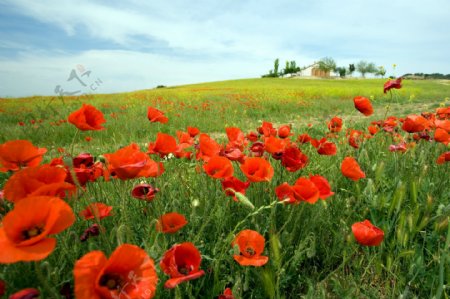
[
  {"xmin": 283, "ymin": 60, "xmax": 300, "ymax": 75},
  {"xmin": 348, "ymin": 64, "xmax": 355, "ymax": 75},
  {"xmin": 274, "ymin": 58, "xmax": 280, "ymax": 77},
  {"xmin": 290, "ymin": 61, "xmax": 300, "ymax": 73},
  {"xmin": 335, "ymin": 67, "xmax": 347, "ymax": 78},
  {"xmin": 284, "ymin": 61, "xmax": 290, "ymax": 75},
  {"xmin": 318, "ymin": 57, "xmax": 337, "ymax": 76},
  {"xmin": 375, "ymin": 66, "xmax": 386, "ymax": 78},
  {"xmin": 356, "ymin": 61, "xmax": 377, "ymax": 78}
]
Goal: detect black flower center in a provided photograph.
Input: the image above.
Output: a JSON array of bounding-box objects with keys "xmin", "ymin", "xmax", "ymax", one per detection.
[
  {"xmin": 99, "ymin": 273, "xmax": 123, "ymax": 290},
  {"xmin": 22, "ymin": 226, "xmax": 44, "ymax": 240}
]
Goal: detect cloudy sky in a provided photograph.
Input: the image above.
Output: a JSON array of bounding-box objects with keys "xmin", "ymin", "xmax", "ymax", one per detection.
[{"xmin": 1, "ymin": 0, "xmax": 449, "ymax": 97}]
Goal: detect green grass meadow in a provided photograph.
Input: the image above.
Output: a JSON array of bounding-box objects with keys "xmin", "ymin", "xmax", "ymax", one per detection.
[{"xmin": 1, "ymin": 78, "xmax": 450, "ymax": 298}]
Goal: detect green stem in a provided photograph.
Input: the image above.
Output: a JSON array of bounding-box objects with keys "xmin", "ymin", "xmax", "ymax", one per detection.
[{"xmin": 35, "ymin": 262, "xmax": 59, "ymax": 298}]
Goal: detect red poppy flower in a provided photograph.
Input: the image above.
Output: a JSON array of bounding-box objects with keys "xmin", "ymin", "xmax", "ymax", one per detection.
[
  {"xmin": 221, "ymin": 176, "xmax": 250, "ymax": 201},
  {"xmin": 80, "ymin": 203, "xmax": 113, "ymax": 220},
  {"xmin": 401, "ymin": 115, "xmax": 430, "ymax": 133},
  {"xmin": 0, "ymin": 196, "xmax": 75, "ymax": 263},
  {"xmin": 232, "ymin": 230, "xmax": 268, "ymax": 266},
  {"xmin": 9, "ymin": 288, "xmax": 40, "ymax": 299},
  {"xmin": 383, "ymin": 77, "xmax": 402, "ymax": 93},
  {"xmin": 352, "ymin": 220, "xmax": 384, "ymax": 246},
  {"xmin": 310, "ymin": 138, "xmax": 337, "ymax": 155},
  {"xmin": 264, "ymin": 136, "xmax": 289, "ymax": 156},
  {"xmin": 368, "ymin": 125, "xmax": 379, "ymax": 135},
  {"xmin": 147, "ymin": 107, "xmax": 168, "ymax": 123},
  {"xmin": 187, "ymin": 126, "xmax": 200, "ymax": 137},
  {"xmin": 80, "ymin": 224, "xmax": 101, "ymax": 242},
  {"xmin": 203, "ymin": 155, "xmax": 234, "ymax": 179},
  {"xmin": 156, "ymin": 212, "xmax": 188, "ymax": 233},
  {"xmin": 249, "ymin": 142, "xmax": 265, "ymax": 157},
  {"xmin": 67, "ymin": 153, "xmax": 105, "ymax": 187},
  {"xmin": 240, "ymin": 157, "xmax": 274, "ymax": 182},
  {"xmin": 436, "ymin": 107, "xmax": 450, "ymax": 119},
  {"xmin": 353, "ymin": 96, "xmax": 373, "ymax": 116},
  {"xmin": 3, "ymin": 165, "xmax": 76, "ymax": 203},
  {"xmin": 68, "ymin": 104, "xmax": 106, "ymax": 131},
  {"xmin": 341, "ymin": 157, "xmax": 366, "ymax": 181},
  {"xmin": 280, "ymin": 146, "xmax": 308, "ymax": 172},
  {"xmin": 309, "ymin": 175, "xmax": 334, "ymax": 199},
  {"xmin": 147, "ymin": 133, "xmax": 178, "ymax": 157},
  {"xmin": 257, "ymin": 121, "xmax": 277, "ymax": 137},
  {"xmin": 297, "ymin": 133, "xmax": 312, "ymax": 144},
  {"xmin": 218, "ymin": 288, "xmax": 235, "ymax": 299},
  {"xmin": 196, "ymin": 134, "xmax": 221, "ymax": 162},
  {"xmin": 0, "ymin": 140, "xmax": 47, "ymax": 172},
  {"xmin": 347, "ymin": 129, "xmax": 364, "ymax": 149},
  {"xmin": 277, "ymin": 125, "xmax": 292, "ymax": 138},
  {"xmin": 246, "ymin": 131, "xmax": 259, "ymax": 142},
  {"xmin": 435, "ymin": 119, "xmax": 450, "ymax": 132},
  {"xmin": 436, "ymin": 152, "xmax": 450, "ymax": 164},
  {"xmin": 131, "ymin": 183, "xmax": 159, "ymax": 201},
  {"xmin": 160, "ymin": 242, "xmax": 205, "ymax": 288},
  {"xmin": 73, "ymin": 152, "xmax": 94, "ymax": 167},
  {"xmin": 226, "ymin": 127, "xmax": 247, "ymax": 149},
  {"xmin": 104, "ymin": 143, "xmax": 164, "ymax": 180},
  {"xmin": 221, "ymin": 145, "xmax": 246, "ymax": 163},
  {"xmin": 293, "ymin": 177, "xmax": 320, "ymax": 204},
  {"xmin": 389, "ymin": 143, "xmax": 407, "ymax": 153},
  {"xmin": 74, "ymin": 244, "xmax": 158, "ymax": 299},
  {"xmin": 328, "ymin": 117, "xmax": 343, "ymax": 133}
]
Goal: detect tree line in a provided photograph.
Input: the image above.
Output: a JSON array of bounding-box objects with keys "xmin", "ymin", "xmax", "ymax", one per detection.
[{"xmin": 262, "ymin": 57, "xmax": 386, "ymax": 78}]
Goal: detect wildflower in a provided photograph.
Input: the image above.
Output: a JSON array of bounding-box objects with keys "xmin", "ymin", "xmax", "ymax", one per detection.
[
  {"xmin": 436, "ymin": 152, "xmax": 450, "ymax": 164},
  {"xmin": 277, "ymin": 125, "xmax": 292, "ymax": 138},
  {"xmin": 79, "ymin": 203, "xmax": 113, "ymax": 221},
  {"xmin": 131, "ymin": 183, "xmax": 159, "ymax": 201},
  {"xmin": 203, "ymin": 156, "xmax": 234, "ymax": 179},
  {"xmin": 160, "ymin": 242, "xmax": 205, "ymax": 288},
  {"xmin": 310, "ymin": 138, "xmax": 337, "ymax": 155},
  {"xmin": 3, "ymin": 165, "xmax": 76, "ymax": 203},
  {"xmin": 0, "ymin": 140, "xmax": 47, "ymax": 172},
  {"xmin": 156, "ymin": 212, "xmax": 188, "ymax": 233},
  {"xmin": 383, "ymin": 78, "xmax": 402, "ymax": 93},
  {"xmin": 221, "ymin": 176, "xmax": 250, "ymax": 201},
  {"xmin": 147, "ymin": 133, "xmax": 178, "ymax": 157},
  {"xmin": 240, "ymin": 157, "xmax": 274, "ymax": 182},
  {"xmin": 80, "ymin": 224, "xmax": 101, "ymax": 242},
  {"xmin": 218, "ymin": 288, "xmax": 235, "ymax": 299},
  {"xmin": 352, "ymin": 220, "xmax": 384, "ymax": 246},
  {"xmin": 328, "ymin": 117, "xmax": 343, "ymax": 133},
  {"xmin": 401, "ymin": 115, "xmax": 430, "ymax": 133},
  {"xmin": 147, "ymin": 107, "xmax": 168, "ymax": 123},
  {"xmin": 74, "ymin": 244, "xmax": 157, "ymax": 298},
  {"xmin": 0, "ymin": 196, "xmax": 75, "ymax": 263},
  {"xmin": 232, "ymin": 230, "xmax": 268, "ymax": 266},
  {"xmin": 353, "ymin": 96, "xmax": 373, "ymax": 116},
  {"xmin": 68, "ymin": 104, "xmax": 106, "ymax": 131},
  {"xmin": 341, "ymin": 157, "xmax": 365, "ymax": 181},
  {"xmin": 104, "ymin": 143, "xmax": 164, "ymax": 180}
]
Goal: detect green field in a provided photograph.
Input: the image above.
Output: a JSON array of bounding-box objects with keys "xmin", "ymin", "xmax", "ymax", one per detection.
[{"xmin": 1, "ymin": 78, "xmax": 449, "ymax": 298}]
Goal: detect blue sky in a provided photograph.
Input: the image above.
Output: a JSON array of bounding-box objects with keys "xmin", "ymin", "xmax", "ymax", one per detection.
[{"xmin": 1, "ymin": 0, "xmax": 449, "ymax": 97}]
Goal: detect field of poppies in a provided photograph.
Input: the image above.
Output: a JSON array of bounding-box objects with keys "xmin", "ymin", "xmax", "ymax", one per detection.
[{"xmin": 0, "ymin": 78, "xmax": 449, "ymax": 298}]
